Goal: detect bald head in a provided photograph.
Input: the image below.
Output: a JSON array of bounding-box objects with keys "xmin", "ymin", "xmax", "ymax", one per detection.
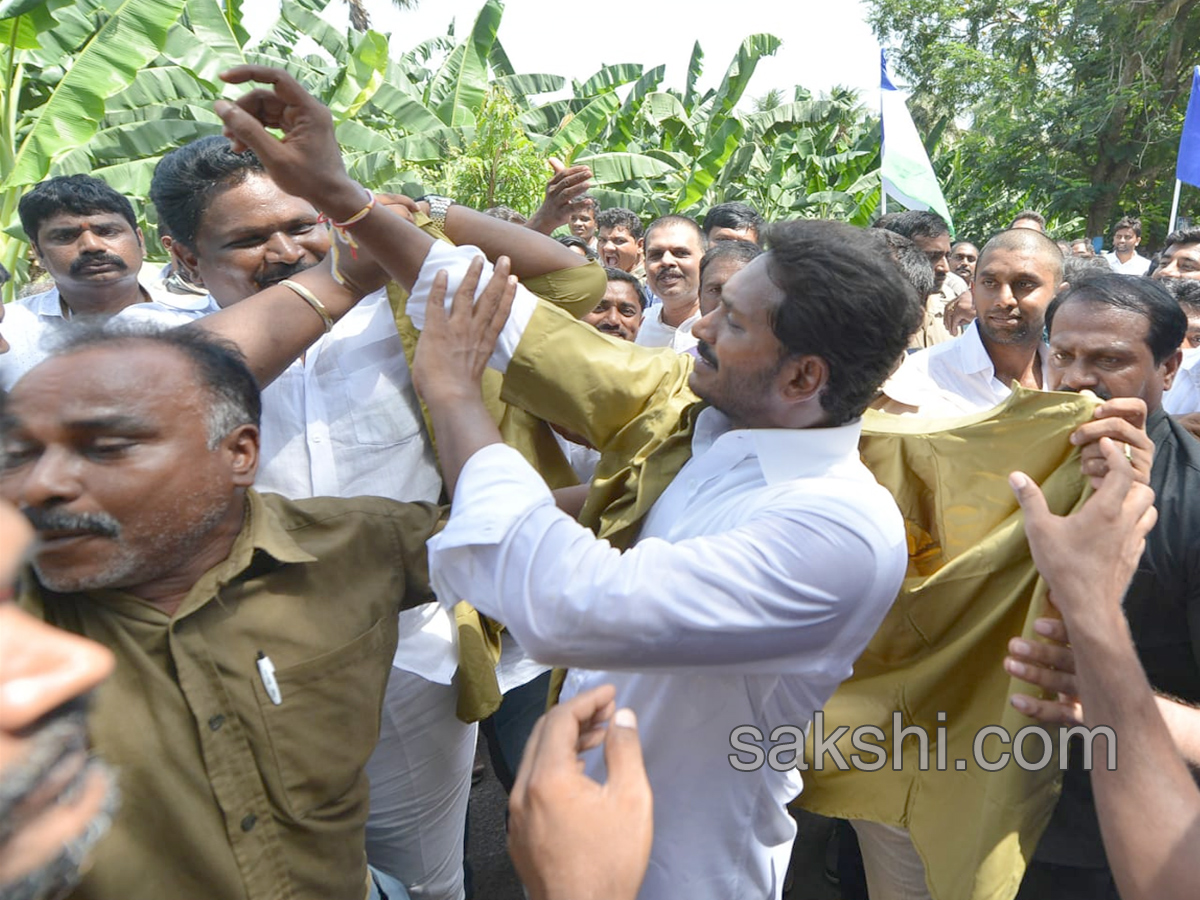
[{"xmin": 978, "ymin": 229, "xmax": 1064, "ymax": 285}]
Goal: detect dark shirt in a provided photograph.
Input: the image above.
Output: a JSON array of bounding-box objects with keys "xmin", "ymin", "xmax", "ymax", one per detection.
[
  {"xmin": 19, "ymin": 490, "xmax": 444, "ymax": 900},
  {"xmin": 1032, "ymin": 408, "xmax": 1200, "ymax": 869}
]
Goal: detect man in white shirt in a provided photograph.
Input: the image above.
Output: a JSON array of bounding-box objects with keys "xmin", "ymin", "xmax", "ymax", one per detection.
[
  {"xmin": 147, "ymin": 134, "xmax": 457, "ymax": 900},
  {"xmin": 1103, "ymin": 216, "xmax": 1151, "ymax": 276},
  {"xmin": 0, "ymin": 175, "xmax": 209, "ymax": 391},
  {"xmin": 635, "ymin": 215, "xmax": 706, "ymax": 352},
  {"xmin": 212, "ymin": 61, "xmax": 928, "ymax": 899},
  {"xmin": 878, "ymin": 228, "xmax": 1067, "ymax": 416}
]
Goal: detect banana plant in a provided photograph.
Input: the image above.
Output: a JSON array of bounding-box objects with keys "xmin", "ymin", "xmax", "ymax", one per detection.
[{"xmin": 0, "ymin": 0, "xmax": 190, "ymax": 297}]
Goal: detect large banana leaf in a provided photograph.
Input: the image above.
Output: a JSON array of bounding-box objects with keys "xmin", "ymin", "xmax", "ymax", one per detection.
[
  {"xmin": 547, "ymin": 91, "xmax": 621, "ymax": 159},
  {"xmin": 368, "ymin": 82, "xmax": 445, "ymax": 134},
  {"xmin": 706, "ymin": 34, "xmax": 781, "ymax": 123},
  {"xmin": 494, "ymin": 73, "xmax": 564, "ymax": 101},
  {"xmin": 328, "ymin": 30, "xmax": 390, "ymax": 120},
  {"xmin": 0, "ymin": 0, "xmax": 69, "ymax": 51},
  {"xmin": 426, "ymin": 0, "xmax": 501, "ymax": 127},
  {"xmin": 2, "ymin": 0, "xmax": 188, "ymax": 190},
  {"xmin": 577, "ymin": 151, "xmax": 677, "ymax": 183},
  {"xmin": 677, "ymin": 116, "xmax": 745, "ymax": 211},
  {"xmin": 683, "ymin": 41, "xmax": 703, "ymax": 111},
  {"xmin": 575, "ymin": 63, "xmax": 642, "ymax": 98},
  {"xmin": 162, "ymin": 0, "xmax": 247, "ymax": 90}
]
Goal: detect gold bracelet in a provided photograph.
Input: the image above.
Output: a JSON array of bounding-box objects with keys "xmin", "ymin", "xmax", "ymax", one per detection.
[{"xmin": 279, "ymin": 279, "xmax": 334, "ymax": 333}]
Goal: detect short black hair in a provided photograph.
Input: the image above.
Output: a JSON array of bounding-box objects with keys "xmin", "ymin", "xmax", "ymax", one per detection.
[
  {"xmin": 978, "ymin": 228, "xmax": 1065, "ymax": 285},
  {"xmin": 602, "ymin": 266, "xmax": 647, "ymax": 309},
  {"xmin": 871, "ymin": 210, "xmax": 949, "ymax": 241},
  {"xmin": 45, "ymin": 321, "xmax": 262, "ymax": 446},
  {"xmin": 574, "ymin": 194, "xmax": 599, "ymax": 215},
  {"xmin": 702, "ymin": 202, "xmax": 764, "ymax": 239},
  {"xmin": 699, "ymin": 239, "xmax": 762, "ymax": 285},
  {"xmin": 151, "ymin": 135, "xmax": 266, "ymax": 249},
  {"xmin": 596, "ymin": 207, "xmax": 643, "ymax": 240},
  {"xmin": 872, "ymin": 230, "xmax": 935, "ymax": 298},
  {"xmin": 762, "ymin": 220, "xmax": 922, "ymax": 426},
  {"xmin": 18, "ymin": 175, "xmax": 139, "ymax": 248},
  {"xmin": 1113, "ymin": 216, "xmax": 1142, "ymax": 239},
  {"xmin": 1156, "ymin": 276, "xmax": 1200, "ymax": 316},
  {"xmin": 1045, "ymin": 273, "xmax": 1185, "ymax": 366},
  {"xmin": 556, "ymin": 234, "xmax": 597, "ymax": 260},
  {"xmin": 1164, "ymin": 227, "xmax": 1200, "ymax": 250},
  {"xmin": 644, "ymin": 214, "xmax": 706, "ymax": 248},
  {"xmin": 1010, "ymin": 209, "xmax": 1046, "ymax": 230}
]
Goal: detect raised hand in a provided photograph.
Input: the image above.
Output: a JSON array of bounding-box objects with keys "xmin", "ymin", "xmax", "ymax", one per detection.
[
  {"xmin": 526, "ymin": 157, "xmax": 594, "ymax": 236},
  {"xmin": 213, "ymin": 65, "xmax": 365, "ymax": 222}
]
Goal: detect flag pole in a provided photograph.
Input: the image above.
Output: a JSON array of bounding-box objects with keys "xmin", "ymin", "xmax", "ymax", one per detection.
[{"xmin": 1168, "ymin": 179, "xmax": 1182, "ymax": 234}]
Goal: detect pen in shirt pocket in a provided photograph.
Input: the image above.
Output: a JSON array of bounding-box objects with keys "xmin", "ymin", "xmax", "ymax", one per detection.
[{"xmin": 257, "ymin": 651, "xmax": 283, "ymax": 705}]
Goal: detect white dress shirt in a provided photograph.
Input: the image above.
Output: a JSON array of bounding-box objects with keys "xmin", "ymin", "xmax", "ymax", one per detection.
[
  {"xmin": 1103, "ymin": 250, "xmax": 1151, "ymax": 276},
  {"xmin": 413, "ymin": 243, "xmax": 908, "ymax": 900},
  {"xmin": 881, "ymin": 320, "xmax": 1050, "ymax": 416},
  {"xmin": 633, "ymin": 303, "xmax": 701, "ymax": 353},
  {"xmin": 0, "ymin": 281, "xmax": 210, "ymax": 391},
  {"xmin": 1164, "ymin": 348, "xmax": 1200, "ymax": 415}
]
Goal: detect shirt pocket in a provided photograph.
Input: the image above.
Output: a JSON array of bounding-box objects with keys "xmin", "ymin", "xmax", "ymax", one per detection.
[
  {"xmin": 334, "ymin": 335, "xmax": 425, "ymax": 447},
  {"xmin": 254, "ymin": 615, "xmax": 393, "ymax": 820}
]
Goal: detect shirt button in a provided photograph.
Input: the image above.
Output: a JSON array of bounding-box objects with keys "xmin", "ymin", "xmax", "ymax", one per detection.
[
  {"xmin": 241, "ymin": 814, "xmax": 257, "ymax": 832},
  {"xmin": 208, "ymin": 715, "xmax": 225, "ymax": 731}
]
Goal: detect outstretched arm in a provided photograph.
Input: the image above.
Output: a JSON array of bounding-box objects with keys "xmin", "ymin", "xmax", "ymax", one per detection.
[{"xmin": 1011, "ymin": 440, "xmax": 1200, "ymax": 900}]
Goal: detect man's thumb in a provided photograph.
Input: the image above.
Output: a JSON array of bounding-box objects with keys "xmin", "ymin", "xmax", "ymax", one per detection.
[
  {"xmin": 605, "ymin": 708, "xmax": 649, "ymax": 793},
  {"xmin": 1009, "ymin": 470, "xmax": 1050, "ymax": 524},
  {"xmin": 548, "ymin": 156, "xmax": 566, "ymax": 174}
]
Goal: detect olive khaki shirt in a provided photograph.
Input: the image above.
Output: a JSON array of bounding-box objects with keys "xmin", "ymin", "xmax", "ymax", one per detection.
[{"xmin": 19, "ymin": 490, "xmax": 444, "ymax": 900}]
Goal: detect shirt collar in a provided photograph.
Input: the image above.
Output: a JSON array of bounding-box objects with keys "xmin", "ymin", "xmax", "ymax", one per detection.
[
  {"xmin": 692, "ymin": 406, "xmax": 864, "ymax": 485},
  {"xmin": 959, "ymin": 320, "xmax": 1051, "ymax": 380}
]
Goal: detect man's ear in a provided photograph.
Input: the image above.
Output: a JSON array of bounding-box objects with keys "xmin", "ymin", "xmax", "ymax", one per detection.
[
  {"xmin": 135, "ymin": 227, "xmax": 145, "ymax": 250},
  {"xmin": 780, "ymin": 354, "xmax": 829, "ymax": 403},
  {"xmin": 1161, "ymin": 348, "xmax": 1183, "ymax": 392},
  {"xmin": 171, "ymin": 241, "xmax": 204, "ymax": 286},
  {"xmin": 223, "ymin": 423, "xmax": 260, "ymax": 487}
]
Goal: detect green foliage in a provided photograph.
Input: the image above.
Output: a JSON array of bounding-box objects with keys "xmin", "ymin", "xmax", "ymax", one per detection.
[
  {"xmin": 866, "ymin": 0, "xmax": 1200, "ymax": 243},
  {"xmin": 0, "ymin": 0, "xmax": 894, "ymax": 299},
  {"xmin": 438, "ymin": 85, "xmax": 547, "ymax": 213}
]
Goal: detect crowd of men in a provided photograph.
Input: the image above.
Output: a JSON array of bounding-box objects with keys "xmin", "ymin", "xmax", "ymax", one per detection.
[{"xmin": 1, "ymin": 63, "xmax": 1199, "ymax": 900}]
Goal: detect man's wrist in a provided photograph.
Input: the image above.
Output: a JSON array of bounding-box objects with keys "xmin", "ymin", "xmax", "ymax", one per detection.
[{"xmin": 314, "ymin": 180, "xmax": 373, "ymax": 223}]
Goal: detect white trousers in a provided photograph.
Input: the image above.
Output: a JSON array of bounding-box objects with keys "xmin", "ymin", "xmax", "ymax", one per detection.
[
  {"xmin": 851, "ymin": 821, "xmax": 933, "ymax": 900},
  {"xmin": 365, "ymin": 667, "xmax": 476, "ymax": 900}
]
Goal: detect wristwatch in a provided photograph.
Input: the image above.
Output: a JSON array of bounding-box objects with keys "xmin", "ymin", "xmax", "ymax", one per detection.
[{"xmin": 418, "ymin": 194, "xmax": 455, "ymax": 231}]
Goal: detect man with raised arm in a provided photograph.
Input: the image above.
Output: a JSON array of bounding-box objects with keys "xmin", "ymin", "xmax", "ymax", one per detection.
[{"xmin": 211, "ymin": 64, "xmax": 923, "ymax": 900}]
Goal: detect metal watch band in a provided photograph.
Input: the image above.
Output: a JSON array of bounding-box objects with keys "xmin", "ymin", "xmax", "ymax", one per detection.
[{"xmin": 421, "ymin": 194, "xmax": 454, "ymax": 231}]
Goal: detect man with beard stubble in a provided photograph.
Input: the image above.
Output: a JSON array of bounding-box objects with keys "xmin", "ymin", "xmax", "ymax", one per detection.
[{"xmin": 877, "ymin": 228, "xmax": 1065, "ymax": 416}]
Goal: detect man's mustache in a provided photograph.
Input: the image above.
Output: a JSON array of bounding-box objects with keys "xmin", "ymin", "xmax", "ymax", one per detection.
[
  {"xmin": 23, "ymin": 509, "xmax": 120, "ymax": 540},
  {"xmin": 68, "ymin": 254, "xmax": 127, "ymax": 276},
  {"xmin": 256, "ymin": 257, "xmax": 318, "ymax": 290}
]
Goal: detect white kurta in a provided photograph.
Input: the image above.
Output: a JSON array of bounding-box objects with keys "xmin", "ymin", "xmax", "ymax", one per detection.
[{"xmin": 413, "ymin": 242, "xmax": 908, "ymax": 900}]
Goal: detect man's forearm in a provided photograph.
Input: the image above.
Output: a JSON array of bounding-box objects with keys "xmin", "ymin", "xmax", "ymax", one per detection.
[
  {"xmin": 1066, "ymin": 608, "xmax": 1200, "ymax": 900},
  {"xmin": 187, "ymin": 259, "xmax": 367, "ymax": 386},
  {"xmin": 439, "ymin": 203, "xmax": 590, "ymax": 280}
]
